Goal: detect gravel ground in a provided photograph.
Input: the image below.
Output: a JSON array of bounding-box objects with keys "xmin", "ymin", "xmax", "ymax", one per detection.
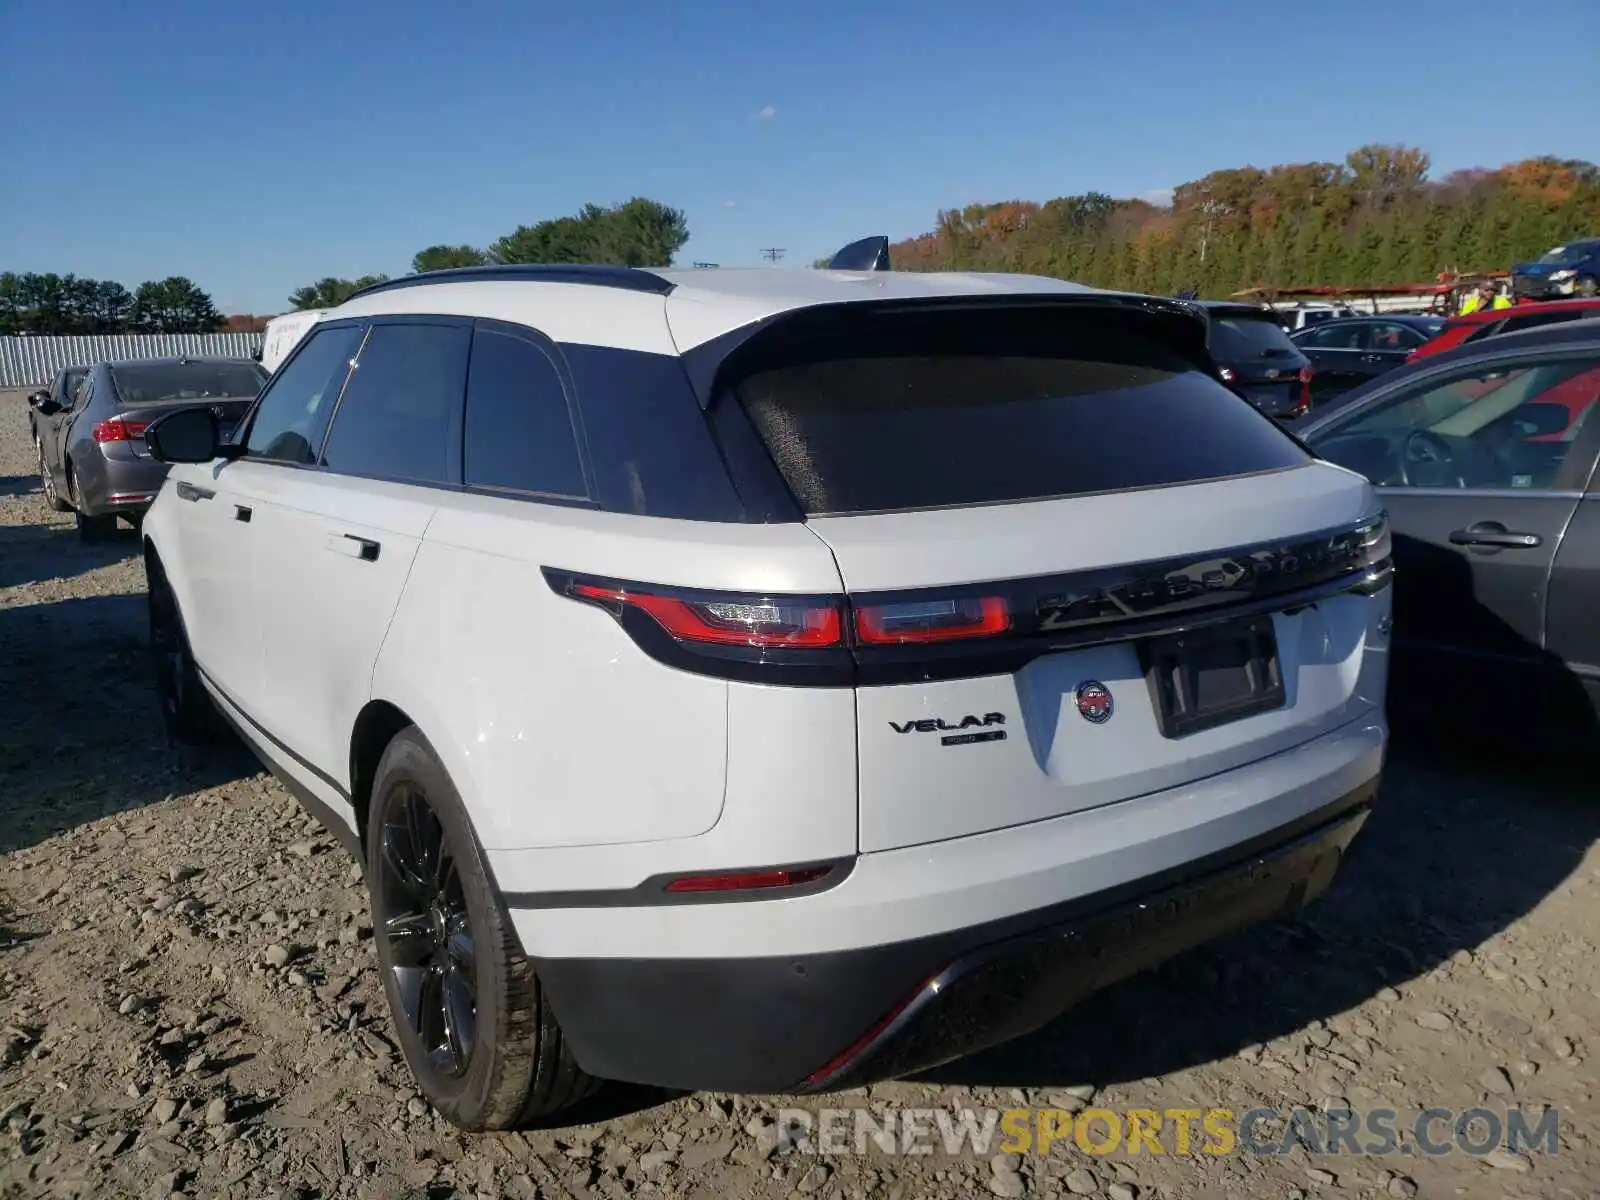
[{"xmin": 0, "ymin": 387, "xmax": 1597, "ymax": 1200}]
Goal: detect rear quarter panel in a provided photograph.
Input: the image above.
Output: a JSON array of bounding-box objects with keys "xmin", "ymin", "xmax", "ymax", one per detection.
[{"xmin": 371, "ymin": 491, "xmax": 847, "ymax": 853}]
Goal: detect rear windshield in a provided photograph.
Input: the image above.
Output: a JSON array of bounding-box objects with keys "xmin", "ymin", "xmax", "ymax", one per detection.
[
  {"xmin": 725, "ymin": 306, "xmax": 1308, "ymax": 516},
  {"xmin": 111, "ymin": 361, "xmax": 266, "ymax": 406},
  {"xmin": 1209, "ymin": 314, "xmax": 1301, "ymax": 359}
]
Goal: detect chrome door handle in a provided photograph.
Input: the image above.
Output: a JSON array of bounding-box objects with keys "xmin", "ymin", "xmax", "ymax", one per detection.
[{"xmin": 1449, "ymin": 524, "xmax": 1541, "ymax": 549}]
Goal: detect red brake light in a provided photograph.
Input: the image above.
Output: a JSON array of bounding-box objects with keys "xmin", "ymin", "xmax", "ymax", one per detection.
[
  {"xmin": 92, "ymin": 419, "xmax": 149, "ymax": 443},
  {"xmin": 855, "ymin": 596, "xmax": 1010, "ymax": 645},
  {"xmin": 570, "ymin": 583, "xmax": 843, "ymax": 648},
  {"xmin": 663, "ymin": 866, "xmax": 833, "ymax": 894}
]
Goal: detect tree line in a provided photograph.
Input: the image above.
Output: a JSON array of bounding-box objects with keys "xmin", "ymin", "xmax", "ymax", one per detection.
[
  {"xmin": 887, "ymin": 146, "xmax": 1600, "ymax": 297},
  {"xmin": 287, "ymin": 197, "xmax": 690, "ymax": 310},
  {"xmin": 0, "ymin": 273, "xmax": 223, "ymax": 336}
]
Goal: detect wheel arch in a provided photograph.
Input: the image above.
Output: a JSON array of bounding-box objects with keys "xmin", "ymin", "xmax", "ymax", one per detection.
[{"xmin": 349, "ymin": 699, "xmax": 418, "ymax": 851}]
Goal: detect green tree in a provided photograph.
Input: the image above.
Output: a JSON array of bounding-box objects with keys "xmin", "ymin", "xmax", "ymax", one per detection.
[
  {"xmin": 488, "ymin": 198, "xmax": 689, "ymax": 267},
  {"xmin": 287, "ymin": 275, "xmax": 389, "ymax": 310},
  {"xmin": 411, "ymin": 245, "xmax": 487, "ymax": 274},
  {"xmin": 88, "ymin": 280, "xmax": 136, "ymax": 333},
  {"xmin": 133, "ymin": 277, "xmax": 224, "ymax": 333}
]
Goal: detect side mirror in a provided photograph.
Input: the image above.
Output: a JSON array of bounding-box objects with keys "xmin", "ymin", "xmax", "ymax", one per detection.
[
  {"xmin": 146, "ymin": 408, "xmax": 223, "ymax": 464},
  {"xmin": 249, "ymin": 347, "xmax": 263, "ymax": 363},
  {"xmin": 26, "ymin": 389, "xmax": 49, "ymax": 407},
  {"xmin": 35, "ymin": 397, "xmax": 63, "ymax": 416}
]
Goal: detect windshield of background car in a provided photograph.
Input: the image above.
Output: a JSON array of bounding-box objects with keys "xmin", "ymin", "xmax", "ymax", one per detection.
[
  {"xmin": 110, "ymin": 361, "xmax": 267, "ymax": 405},
  {"xmin": 1537, "ymin": 243, "xmax": 1594, "ymax": 265},
  {"xmin": 1209, "ymin": 314, "xmax": 1303, "ymax": 359},
  {"xmin": 1329, "ymin": 362, "xmax": 1593, "ymax": 438},
  {"xmin": 724, "ymin": 305, "xmax": 1308, "ymax": 516}
]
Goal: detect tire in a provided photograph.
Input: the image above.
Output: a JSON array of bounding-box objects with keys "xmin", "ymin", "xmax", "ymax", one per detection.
[
  {"xmin": 1578, "ymin": 276, "xmax": 1599, "ymax": 298},
  {"xmin": 69, "ymin": 466, "xmax": 116, "ymax": 543},
  {"xmin": 37, "ymin": 441, "xmax": 71, "ymax": 512},
  {"xmin": 147, "ymin": 563, "xmax": 222, "ymax": 745},
  {"xmin": 367, "ymin": 727, "xmax": 599, "ymax": 1130}
]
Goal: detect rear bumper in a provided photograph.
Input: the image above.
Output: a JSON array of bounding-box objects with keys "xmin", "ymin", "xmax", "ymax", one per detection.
[
  {"xmin": 523, "ymin": 718, "xmax": 1384, "ymax": 1093},
  {"xmin": 77, "ymin": 453, "xmax": 168, "ymax": 517}
]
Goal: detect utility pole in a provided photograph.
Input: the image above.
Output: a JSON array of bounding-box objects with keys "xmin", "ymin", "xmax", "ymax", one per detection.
[{"xmin": 759, "ymin": 248, "xmax": 786, "ymax": 264}]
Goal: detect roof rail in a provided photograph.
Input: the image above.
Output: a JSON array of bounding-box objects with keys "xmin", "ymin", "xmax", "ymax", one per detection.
[
  {"xmin": 345, "ymin": 264, "xmax": 676, "ymax": 303},
  {"xmin": 827, "ymin": 236, "xmax": 892, "ymax": 272}
]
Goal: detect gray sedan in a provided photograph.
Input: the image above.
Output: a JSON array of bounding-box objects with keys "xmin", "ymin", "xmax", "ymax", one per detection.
[
  {"xmin": 35, "ymin": 356, "xmax": 266, "ymax": 542},
  {"xmin": 1294, "ymin": 319, "xmax": 1600, "ymax": 746}
]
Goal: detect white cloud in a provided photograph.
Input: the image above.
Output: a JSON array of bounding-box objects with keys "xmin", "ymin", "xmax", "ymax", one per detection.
[
  {"xmin": 725, "ymin": 200, "xmax": 739, "ymax": 209},
  {"xmin": 753, "ymin": 104, "xmax": 777, "ymax": 122},
  {"xmin": 1140, "ymin": 186, "xmax": 1175, "ymax": 207}
]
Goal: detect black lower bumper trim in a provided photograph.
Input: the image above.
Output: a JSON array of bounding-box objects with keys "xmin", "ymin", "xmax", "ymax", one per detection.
[{"xmin": 529, "ymin": 780, "xmax": 1377, "ymax": 1094}]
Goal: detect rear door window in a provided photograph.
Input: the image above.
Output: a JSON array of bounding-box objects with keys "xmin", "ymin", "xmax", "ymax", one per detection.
[
  {"xmin": 725, "ymin": 306, "xmax": 1308, "ymax": 516},
  {"xmin": 463, "ymin": 327, "xmax": 587, "ymax": 498},
  {"xmin": 320, "ymin": 322, "xmax": 471, "ymax": 485}
]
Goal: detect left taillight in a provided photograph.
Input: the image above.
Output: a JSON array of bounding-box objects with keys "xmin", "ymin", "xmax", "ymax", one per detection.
[
  {"xmin": 92, "ymin": 419, "xmax": 149, "ymax": 443},
  {"xmin": 568, "ymin": 582, "xmax": 843, "ymax": 648}
]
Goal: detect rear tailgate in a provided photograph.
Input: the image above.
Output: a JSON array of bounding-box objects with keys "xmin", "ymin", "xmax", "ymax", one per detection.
[
  {"xmin": 809, "ymin": 469, "xmax": 1384, "ymax": 852},
  {"xmin": 722, "ymin": 300, "xmax": 1388, "ymax": 854}
]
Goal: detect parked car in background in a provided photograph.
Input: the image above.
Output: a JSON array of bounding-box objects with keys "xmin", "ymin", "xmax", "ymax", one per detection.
[
  {"xmin": 26, "ymin": 365, "xmax": 89, "ymax": 449},
  {"xmin": 1408, "ymin": 297, "xmax": 1600, "ymax": 361},
  {"xmin": 1291, "ymin": 315, "xmax": 1447, "ymax": 402},
  {"xmin": 1511, "ymin": 238, "xmax": 1600, "ymax": 301},
  {"xmin": 141, "ymin": 261, "xmax": 1389, "ymax": 1129},
  {"xmin": 35, "ymin": 356, "xmax": 266, "ymax": 541},
  {"xmin": 1269, "ymin": 302, "xmax": 1359, "ymax": 332},
  {"xmin": 1195, "ymin": 301, "xmax": 1314, "ymax": 418},
  {"xmin": 259, "ymin": 309, "xmax": 327, "ymax": 373},
  {"xmin": 1296, "ymin": 321, "xmax": 1600, "ymax": 745}
]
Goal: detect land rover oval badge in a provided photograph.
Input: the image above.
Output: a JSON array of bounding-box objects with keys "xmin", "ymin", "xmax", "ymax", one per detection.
[{"xmin": 1075, "ymin": 681, "xmax": 1114, "ymax": 725}]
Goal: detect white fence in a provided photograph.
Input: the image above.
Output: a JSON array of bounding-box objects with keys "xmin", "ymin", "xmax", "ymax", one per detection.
[{"xmin": 0, "ymin": 334, "xmax": 264, "ymax": 388}]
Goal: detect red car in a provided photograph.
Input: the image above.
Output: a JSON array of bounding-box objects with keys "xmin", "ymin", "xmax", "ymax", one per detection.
[{"xmin": 1410, "ymin": 297, "xmax": 1600, "ymax": 361}]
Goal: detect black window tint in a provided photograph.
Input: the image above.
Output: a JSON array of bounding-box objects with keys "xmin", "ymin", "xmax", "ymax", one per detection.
[
  {"xmin": 1210, "ymin": 314, "xmax": 1301, "ymax": 358},
  {"xmin": 321, "ymin": 323, "xmax": 470, "ymax": 484},
  {"xmin": 464, "ymin": 329, "xmax": 586, "ymax": 497},
  {"xmin": 246, "ymin": 325, "xmax": 364, "ymax": 464},
  {"xmin": 726, "ymin": 306, "xmax": 1308, "ymax": 516}
]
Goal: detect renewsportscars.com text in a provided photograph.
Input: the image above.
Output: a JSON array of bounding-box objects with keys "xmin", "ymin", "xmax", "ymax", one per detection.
[{"xmin": 764, "ymin": 1105, "xmax": 1560, "ymax": 1159}]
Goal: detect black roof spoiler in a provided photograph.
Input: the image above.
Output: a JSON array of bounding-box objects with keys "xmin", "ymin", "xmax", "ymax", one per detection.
[{"xmin": 827, "ymin": 236, "xmax": 892, "ymax": 272}]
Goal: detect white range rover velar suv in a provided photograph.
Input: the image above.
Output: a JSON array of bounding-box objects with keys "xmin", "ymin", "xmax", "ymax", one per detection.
[{"xmin": 139, "ymin": 252, "xmax": 1392, "ymax": 1129}]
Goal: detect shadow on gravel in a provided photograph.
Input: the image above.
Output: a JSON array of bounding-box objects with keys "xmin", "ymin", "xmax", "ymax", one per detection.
[
  {"xmin": 0, "ymin": 592, "xmax": 259, "ymax": 855},
  {"xmin": 923, "ymin": 740, "xmax": 1600, "ymax": 1091},
  {"xmin": 0, "ymin": 520, "xmax": 140, "ymax": 590},
  {"xmin": 0, "ymin": 475, "xmax": 39, "ymax": 498}
]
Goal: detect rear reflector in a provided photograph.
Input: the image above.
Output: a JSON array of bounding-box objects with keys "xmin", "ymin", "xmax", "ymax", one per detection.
[
  {"xmin": 92, "ymin": 419, "xmax": 149, "ymax": 443},
  {"xmin": 663, "ymin": 866, "xmax": 834, "ymax": 894},
  {"xmin": 855, "ymin": 596, "xmax": 1010, "ymax": 644},
  {"xmin": 570, "ymin": 583, "xmax": 843, "ymax": 648}
]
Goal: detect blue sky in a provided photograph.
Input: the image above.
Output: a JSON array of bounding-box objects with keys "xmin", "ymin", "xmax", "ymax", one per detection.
[{"xmin": 3, "ymin": 0, "xmax": 1597, "ymax": 314}]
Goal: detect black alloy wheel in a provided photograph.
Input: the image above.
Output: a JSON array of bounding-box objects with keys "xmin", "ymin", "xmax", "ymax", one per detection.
[
  {"xmin": 376, "ymin": 784, "xmax": 478, "ymax": 1078},
  {"xmin": 147, "ymin": 567, "xmax": 219, "ymax": 744},
  {"xmin": 365, "ymin": 726, "xmax": 599, "ymax": 1129}
]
